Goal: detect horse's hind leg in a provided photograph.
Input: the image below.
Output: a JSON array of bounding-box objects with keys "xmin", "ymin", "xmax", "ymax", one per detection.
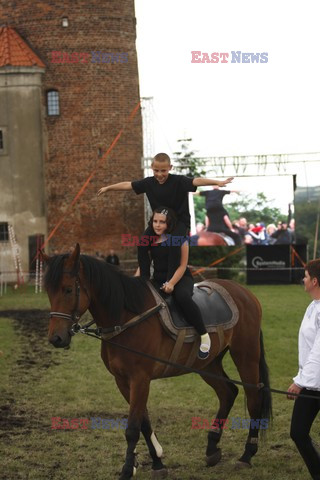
[
  {"xmin": 232, "ymin": 357, "xmax": 262, "ymax": 467},
  {"xmin": 200, "ymin": 348, "xmax": 239, "ymax": 467},
  {"xmin": 230, "ymin": 336, "xmax": 271, "ymax": 468}
]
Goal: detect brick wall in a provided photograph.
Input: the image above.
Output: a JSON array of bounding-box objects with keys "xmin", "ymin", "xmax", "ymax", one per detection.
[{"xmin": 0, "ymin": 0, "xmax": 144, "ymax": 257}]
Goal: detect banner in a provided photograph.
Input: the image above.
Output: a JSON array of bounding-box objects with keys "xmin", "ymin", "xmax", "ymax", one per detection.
[{"xmin": 246, "ymin": 245, "xmax": 291, "ymax": 284}]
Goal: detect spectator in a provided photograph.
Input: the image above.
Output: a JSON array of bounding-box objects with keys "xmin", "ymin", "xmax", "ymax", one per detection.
[
  {"xmin": 271, "ymin": 221, "xmax": 292, "ymax": 244},
  {"xmin": 106, "ymin": 249, "xmax": 120, "ymax": 266},
  {"xmin": 289, "ymin": 218, "xmax": 296, "ymax": 244},
  {"xmin": 266, "ymin": 224, "xmax": 277, "ymax": 245}
]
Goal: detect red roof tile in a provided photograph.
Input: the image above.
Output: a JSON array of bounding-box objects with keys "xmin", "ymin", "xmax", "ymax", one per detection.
[{"xmin": 0, "ymin": 26, "xmax": 45, "ymax": 68}]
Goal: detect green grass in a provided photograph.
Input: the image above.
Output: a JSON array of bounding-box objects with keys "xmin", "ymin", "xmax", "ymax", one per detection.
[{"xmin": 0, "ymin": 284, "xmax": 317, "ymax": 479}]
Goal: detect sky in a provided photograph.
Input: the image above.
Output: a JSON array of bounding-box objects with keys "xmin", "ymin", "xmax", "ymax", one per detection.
[{"xmin": 134, "ymin": 0, "xmax": 320, "ymax": 213}]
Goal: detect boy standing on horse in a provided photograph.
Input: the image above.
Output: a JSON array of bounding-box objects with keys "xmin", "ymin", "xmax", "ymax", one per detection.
[{"xmin": 98, "ymin": 152, "xmax": 233, "ymax": 244}]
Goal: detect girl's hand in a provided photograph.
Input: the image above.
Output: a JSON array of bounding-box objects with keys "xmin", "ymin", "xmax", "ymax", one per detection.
[{"xmin": 161, "ymin": 282, "xmax": 174, "ymax": 294}]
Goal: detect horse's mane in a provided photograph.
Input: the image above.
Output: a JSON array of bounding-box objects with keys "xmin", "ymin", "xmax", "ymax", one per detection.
[{"xmin": 44, "ymin": 253, "xmax": 149, "ymax": 322}]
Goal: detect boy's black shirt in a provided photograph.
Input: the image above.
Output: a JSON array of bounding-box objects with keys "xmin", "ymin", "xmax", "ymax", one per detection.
[{"xmin": 131, "ymin": 174, "xmax": 197, "ymax": 228}]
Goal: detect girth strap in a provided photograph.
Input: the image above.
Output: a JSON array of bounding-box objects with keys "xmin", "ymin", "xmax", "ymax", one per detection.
[{"xmin": 162, "ymin": 329, "xmax": 186, "ymax": 376}]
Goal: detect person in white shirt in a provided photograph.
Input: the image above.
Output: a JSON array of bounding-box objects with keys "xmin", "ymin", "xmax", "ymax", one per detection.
[{"xmin": 287, "ymin": 259, "xmax": 320, "ymax": 480}]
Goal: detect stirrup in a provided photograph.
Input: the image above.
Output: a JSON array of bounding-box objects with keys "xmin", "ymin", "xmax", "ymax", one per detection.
[{"xmin": 198, "ymin": 348, "xmax": 210, "ymax": 360}]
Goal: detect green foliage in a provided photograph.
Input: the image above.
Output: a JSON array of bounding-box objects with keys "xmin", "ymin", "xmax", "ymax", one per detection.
[
  {"xmin": 193, "ymin": 195, "xmax": 206, "ymax": 224},
  {"xmin": 295, "ymin": 199, "xmax": 320, "ymax": 257},
  {"xmin": 189, "ymin": 246, "xmax": 245, "ymax": 280},
  {"xmin": 226, "ymin": 192, "xmax": 284, "ymax": 225},
  {"xmin": 173, "ymin": 138, "xmax": 207, "ymax": 178}
]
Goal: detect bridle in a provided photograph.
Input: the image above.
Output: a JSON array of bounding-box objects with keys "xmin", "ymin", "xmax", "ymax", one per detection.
[
  {"xmin": 48, "ymin": 258, "xmax": 164, "ymax": 341},
  {"xmin": 49, "ymin": 264, "xmax": 91, "ymax": 336}
]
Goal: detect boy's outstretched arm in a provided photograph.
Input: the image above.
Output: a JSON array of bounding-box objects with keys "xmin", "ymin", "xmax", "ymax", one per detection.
[
  {"xmin": 98, "ymin": 181, "xmax": 132, "ymax": 195},
  {"xmin": 192, "ymin": 177, "xmax": 234, "ymax": 187}
]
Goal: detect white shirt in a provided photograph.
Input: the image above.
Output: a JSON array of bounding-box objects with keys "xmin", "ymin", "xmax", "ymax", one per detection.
[{"xmin": 293, "ymin": 300, "xmax": 320, "ymax": 390}]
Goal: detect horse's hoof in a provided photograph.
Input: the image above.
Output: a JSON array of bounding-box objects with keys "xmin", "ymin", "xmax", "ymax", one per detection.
[
  {"xmin": 235, "ymin": 460, "xmax": 252, "ymax": 469},
  {"xmin": 206, "ymin": 448, "xmax": 222, "ymax": 466},
  {"xmin": 119, "ymin": 464, "xmax": 138, "ymax": 479},
  {"xmin": 151, "ymin": 467, "xmax": 168, "ymax": 479}
]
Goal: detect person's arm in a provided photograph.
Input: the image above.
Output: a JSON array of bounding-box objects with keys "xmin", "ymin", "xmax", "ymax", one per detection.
[
  {"xmin": 162, "ymin": 242, "xmax": 189, "ymax": 293},
  {"xmin": 192, "ymin": 177, "xmax": 234, "ymax": 187},
  {"xmin": 293, "ymin": 314, "xmax": 320, "ymax": 390},
  {"xmin": 98, "ymin": 182, "xmax": 132, "ymax": 196},
  {"xmin": 134, "ymin": 267, "xmax": 140, "ymax": 277}
]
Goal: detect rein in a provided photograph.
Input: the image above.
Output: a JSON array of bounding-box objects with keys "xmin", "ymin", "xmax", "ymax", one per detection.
[
  {"xmin": 72, "ymin": 303, "xmax": 165, "ymax": 340},
  {"xmin": 74, "ymin": 323, "xmax": 319, "ymax": 400}
]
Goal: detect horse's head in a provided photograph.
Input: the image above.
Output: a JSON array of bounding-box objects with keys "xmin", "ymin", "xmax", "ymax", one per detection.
[{"xmin": 40, "ymin": 244, "xmax": 91, "ymax": 348}]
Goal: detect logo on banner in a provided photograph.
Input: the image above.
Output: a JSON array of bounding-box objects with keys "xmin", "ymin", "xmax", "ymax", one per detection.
[{"xmin": 252, "ymin": 256, "xmax": 286, "ymax": 269}]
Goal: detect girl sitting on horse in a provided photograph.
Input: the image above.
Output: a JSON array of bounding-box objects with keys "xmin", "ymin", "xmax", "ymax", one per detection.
[{"xmin": 137, "ymin": 206, "xmax": 211, "ymax": 359}]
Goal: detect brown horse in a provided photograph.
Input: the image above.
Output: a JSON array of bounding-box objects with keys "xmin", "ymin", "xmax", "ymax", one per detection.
[
  {"xmin": 41, "ymin": 244, "xmax": 271, "ymax": 480},
  {"xmin": 195, "ymin": 231, "xmax": 229, "ymax": 246}
]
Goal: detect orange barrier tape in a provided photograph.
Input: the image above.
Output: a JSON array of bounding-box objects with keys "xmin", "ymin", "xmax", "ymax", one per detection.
[
  {"xmin": 192, "ymin": 246, "xmax": 245, "ymax": 276},
  {"xmin": 290, "ymin": 245, "xmax": 306, "ymax": 268},
  {"xmin": 40, "ymin": 102, "xmax": 141, "ymax": 251}
]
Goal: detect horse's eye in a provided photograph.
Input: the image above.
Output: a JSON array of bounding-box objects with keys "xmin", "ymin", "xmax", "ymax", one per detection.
[{"xmin": 65, "ymin": 287, "xmax": 73, "ymax": 294}]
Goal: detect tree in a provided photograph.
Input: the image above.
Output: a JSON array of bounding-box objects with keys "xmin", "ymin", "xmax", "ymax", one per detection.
[
  {"xmin": 226, "ymin": 192, "xmax": 284, "ymax": 226},
  {"xmin": 295, "ymin": 200, "xmax": 319, "ymax": 256},
  {"xmin": 173, "ymin": 138, "xmax": 207, "ymax": 178}
]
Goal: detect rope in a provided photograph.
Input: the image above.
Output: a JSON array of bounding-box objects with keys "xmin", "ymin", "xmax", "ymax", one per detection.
[
  {"xmin": 192, "ymin": 246, "xmax": 244, "ymax": 276},
  {"xmin": 77, "ymin": 328, "xmax": 318, "ymax": 400},
  {"xmin": 39, "ymin": 101, "xmax": 141, "ymax": 251}
]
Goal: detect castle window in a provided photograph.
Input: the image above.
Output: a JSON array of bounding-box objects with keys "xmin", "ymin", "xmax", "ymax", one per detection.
[
  {"xmin": 47, "ymin": 90, "xmax": 60, "ymax": 116},
  {"xmin": 0, "ymin": 222, "xmax": 9, "ymax": 242},
  {"xmin": 0, "ymin": 130, "xmax": 3, "ymax": 150}
]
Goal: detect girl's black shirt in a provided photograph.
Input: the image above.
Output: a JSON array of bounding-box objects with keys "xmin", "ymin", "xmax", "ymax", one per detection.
[{"xmin": 150, "ymin": 241, "xmax": 192, "ymax": 286}]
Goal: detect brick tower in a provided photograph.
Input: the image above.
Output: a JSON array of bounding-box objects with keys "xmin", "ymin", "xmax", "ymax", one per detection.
[{"xmin": 0, "ymin": 1, "xmax": 143, "ymax": 267}]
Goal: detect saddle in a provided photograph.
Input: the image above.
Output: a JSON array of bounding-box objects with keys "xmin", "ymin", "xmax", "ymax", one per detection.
[{"xmin": 147, "ymin": 280, "xmax": 239, "ymax": 374}]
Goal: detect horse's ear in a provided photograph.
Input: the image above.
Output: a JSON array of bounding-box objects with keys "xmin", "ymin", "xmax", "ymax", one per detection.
[
  {"xmin": 66, "ymin": 243, "xmax": 80, "ymax": 267},
  {"xmin": 38, "ymin": 249, "xmax": 50, "ymax": 263}
]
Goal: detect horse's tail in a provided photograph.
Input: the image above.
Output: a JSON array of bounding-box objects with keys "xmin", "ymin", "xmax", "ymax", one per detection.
[{"xmin": 259, "ymin": 330, "xmax": 273, "ymax": 425}]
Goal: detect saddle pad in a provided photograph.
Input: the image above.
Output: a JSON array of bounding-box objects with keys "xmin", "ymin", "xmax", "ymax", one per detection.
[
  {"xmin": 148, "ymin": 280, "xmax": 239, "ymax": 343},
  {"xmin": 217, "ymin": 233, "xmax": 235, "ymax": 246}
]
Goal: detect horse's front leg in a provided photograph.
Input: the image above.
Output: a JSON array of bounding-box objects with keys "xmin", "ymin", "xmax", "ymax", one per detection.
[
  {"xmin": 141, "ymin": 411, "xmax": 168, "ymax": 478},
  {"xmin": 115, "ymin": 376, "xmax": 167, "ymax": 478},
  {"xmin": 119, "ymin": 376, "xmax": 151, "ymax": 480}
]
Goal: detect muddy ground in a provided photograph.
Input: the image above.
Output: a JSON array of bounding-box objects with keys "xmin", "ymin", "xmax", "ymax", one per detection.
[{"xmin": 0, "ymin": 310, "xmax": 57, "ymax": 440}]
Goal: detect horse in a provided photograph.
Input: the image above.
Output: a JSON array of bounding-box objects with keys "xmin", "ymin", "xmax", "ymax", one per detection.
[
  {"xmin": 192, "ymin": 230, "xmax": 230, "ymax": 246},
  {"xmin": 41, "ymin": 244, "xmax": 272, "ymax": 480}
]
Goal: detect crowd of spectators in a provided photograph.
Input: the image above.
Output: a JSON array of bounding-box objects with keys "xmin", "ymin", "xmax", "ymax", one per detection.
[{"xmin": 232, "ymin": 217, "xmax": 296, "ymax": 245}]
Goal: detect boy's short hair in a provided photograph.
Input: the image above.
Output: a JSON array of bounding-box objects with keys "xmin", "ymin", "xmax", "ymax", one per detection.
[
  {"xmin": 152, "ymin": 153, "xmax": 171, "ymax": 165},
  {"xmin": 148, "ymin": 206, "xmax": 177, "ymax": 233},
  {"xmin": 306, "ymin": 259, "xmax": 320, "ymax": 285}
]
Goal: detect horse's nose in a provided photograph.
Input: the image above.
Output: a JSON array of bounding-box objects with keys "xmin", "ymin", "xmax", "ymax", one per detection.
[{"xmin": 49, "ymin": 334, "xmax": 69, "ymax": 348}]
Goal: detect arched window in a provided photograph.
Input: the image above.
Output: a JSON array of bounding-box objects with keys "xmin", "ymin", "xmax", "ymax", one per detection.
[{"xmin": 47, "ymin": 90, "xmax": 60, "ymax": 116}]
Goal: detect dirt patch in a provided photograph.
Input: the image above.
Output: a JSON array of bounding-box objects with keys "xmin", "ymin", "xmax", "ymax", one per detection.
[{"xmin": 0, "ymin": 310, "xmax": 59, "ymax": 437}]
